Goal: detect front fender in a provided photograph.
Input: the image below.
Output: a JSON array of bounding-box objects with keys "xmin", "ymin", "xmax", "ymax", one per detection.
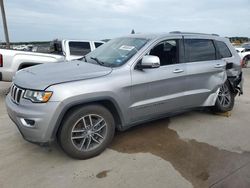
[{"xmin": 50, "ymin": 95, "xmax": 127, "ymax": 139}]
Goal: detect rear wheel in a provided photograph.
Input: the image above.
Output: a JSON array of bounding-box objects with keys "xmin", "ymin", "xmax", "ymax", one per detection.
[
  {"xmin": 213, "ymin": 81, "xmax": 234, "ymax": 113},
  {"xmin": 58, "ymin": 105, "xmax": 115, "ymax": 159}
]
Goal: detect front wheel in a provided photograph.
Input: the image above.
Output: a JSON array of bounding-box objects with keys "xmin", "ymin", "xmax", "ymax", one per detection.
[
  {"xmin": 213, "ymin": 81, "xmax": 235, "ymax": 113},
  {"xmin": 58, "ymin": 105, "xmax": 115, "ymax": 159}
]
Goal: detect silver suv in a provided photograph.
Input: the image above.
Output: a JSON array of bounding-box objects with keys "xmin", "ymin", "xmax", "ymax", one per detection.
[{"xmin": 6, "ymin": 32, "xmax": 243, "ymax": 159}]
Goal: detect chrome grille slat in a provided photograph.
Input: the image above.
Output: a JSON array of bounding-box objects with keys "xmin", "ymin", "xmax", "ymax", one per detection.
[
  {"xmin": 13, "ymin": 87, "xmax": 17, "ymax": 99},
  {"xmin": 14, "ymin": 88, "xmax": 19, "ymax": 101},
  {"xmin": 10, "ymin": 85, "xmax": 25, "ymax": 104},
  {"xmin": 11, "ymin": 85, "xmax": 14, "ymax": 98},
  {"xmin": 21, "ymin": 89, "xmax": 25, "ymax": 101}
]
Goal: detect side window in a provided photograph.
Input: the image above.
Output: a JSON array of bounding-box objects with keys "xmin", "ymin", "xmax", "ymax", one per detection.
[
  {"xmin": 215, "ymin": 41, "xmax": 232, "ymax": 58},
  {"xmin": 184, "ymin": 39, "xmax": 216, "ymax": 62},
  {"xmin": 94, "ymin": 42, "xmax": 104, "ymax": 48},
  {"xmin": 149, "ymin": 40, "xmax": 178, "ymax": 66},
  {"xmin": 69, "ymin": 42, "xmax": 91, "ymax": 56}
]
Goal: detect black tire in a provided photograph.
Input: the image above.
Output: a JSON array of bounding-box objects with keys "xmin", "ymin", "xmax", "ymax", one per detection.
[
  {"xmin": 213, "ymin": 81, "xmax": 235, "ymax": 113},
  {"xmin": 58, "ymin": 105, "xmax": 115, "ymax": 159}
]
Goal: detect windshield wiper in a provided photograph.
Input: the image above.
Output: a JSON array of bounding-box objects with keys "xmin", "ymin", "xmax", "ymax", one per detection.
[
  {"xmin": 90, "ymin": 57, "xmax": 105, "ymax": 66},
  {"xmin": 77, "ymin": 55, "xmax": 87, "ymax": 62}
]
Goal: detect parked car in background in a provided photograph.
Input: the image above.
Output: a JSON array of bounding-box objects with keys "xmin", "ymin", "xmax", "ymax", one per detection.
[
  {"xmin": 242, "ymin": 43, "xmax": 250, "ymax": 49},
  {"xmin": 235, "ymin": 47, "xmax": 245, "ymax": 53},
  {"xmin": 0, "ymin": 39, "xmax": 104, "ymax": 81},
  {"xmin": 47, "ymin": 39, "xmax": 105, "ymax": 61},
  {"xmin": 6, "ymin": 32, "xmax": 243, "ymax": 159},
  {"xmin": 235, "ymin": 44, "xmax": 250, "ymax": 68}
]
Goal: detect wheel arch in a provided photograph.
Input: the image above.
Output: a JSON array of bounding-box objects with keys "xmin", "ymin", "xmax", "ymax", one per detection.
[
  {"xmin": 242, "ymin": 54, "xmax": 250, "ymax": 67},
  {"xmin": 243, "ymin": 54, "xmax": 250, "ymax": 59},
  {"xmin": 53, "ymin": 98, "xmax": 124, "ymax": 140}
]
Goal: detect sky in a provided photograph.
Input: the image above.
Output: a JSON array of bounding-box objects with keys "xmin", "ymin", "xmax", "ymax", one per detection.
[{"xmin": 1, "ymin": 0, "xmax": 250, "ymax": 42}]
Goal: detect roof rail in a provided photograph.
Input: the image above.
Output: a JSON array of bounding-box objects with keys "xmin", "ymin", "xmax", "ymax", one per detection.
[{"xmin": 169, "ymin": 31, "xmax": 219, "ymax": 36}]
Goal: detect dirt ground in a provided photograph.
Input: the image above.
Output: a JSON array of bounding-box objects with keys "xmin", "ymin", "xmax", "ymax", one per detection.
[{"xmin": 0, "ymin": 69, "xmax": 250, "ymax": 188}]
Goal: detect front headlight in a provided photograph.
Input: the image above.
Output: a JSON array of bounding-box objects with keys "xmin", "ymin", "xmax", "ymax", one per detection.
[{"xmin": 24, "ymin": 90, "xmax": 53, "ymax": 103}]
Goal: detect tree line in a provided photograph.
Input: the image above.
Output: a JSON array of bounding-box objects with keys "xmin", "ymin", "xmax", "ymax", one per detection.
[{"xmin": 229, "ymin": 37, "xmax": 249, "ymax": 44}]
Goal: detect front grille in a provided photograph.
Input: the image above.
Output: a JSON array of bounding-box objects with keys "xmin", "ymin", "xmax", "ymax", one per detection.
[{"xmin": 10, "ymin": 85, "xmax": 25, "ymax": 104}]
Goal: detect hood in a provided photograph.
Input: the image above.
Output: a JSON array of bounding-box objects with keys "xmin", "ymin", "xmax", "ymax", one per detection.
[{"xmin": 14, "ymin": 61, "xmax": 112, "ymax": 90}]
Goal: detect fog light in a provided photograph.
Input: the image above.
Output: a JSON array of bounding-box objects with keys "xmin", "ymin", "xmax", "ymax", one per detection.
[{"xmin": 20, "ymin": 118, "xmax": 35, "ymax": 128}]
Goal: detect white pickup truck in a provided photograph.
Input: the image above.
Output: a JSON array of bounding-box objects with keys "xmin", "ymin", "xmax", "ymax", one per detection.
[{"xmin": 0, "ymin": 39, "xmax": 104, "ymax": 81}]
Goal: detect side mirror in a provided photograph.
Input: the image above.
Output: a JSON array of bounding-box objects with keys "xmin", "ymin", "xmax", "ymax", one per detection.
[{"xmin": 137, "ymin": 55, "xmax": 160, "ymax": 69}]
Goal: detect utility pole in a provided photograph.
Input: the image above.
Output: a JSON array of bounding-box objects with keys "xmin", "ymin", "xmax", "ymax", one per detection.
[{"xmin": 0, "ymin": 0, "xmax": 10, "ymax": 48}]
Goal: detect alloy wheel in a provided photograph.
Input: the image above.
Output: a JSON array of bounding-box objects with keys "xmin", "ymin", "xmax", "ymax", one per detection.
[
  {"xmin": 218, "ymin": 84, "xmax": 231, "ymax": 108},
  {"xmin": 71, "ymin": 114, "xmax": 107, "ymax": 151}
]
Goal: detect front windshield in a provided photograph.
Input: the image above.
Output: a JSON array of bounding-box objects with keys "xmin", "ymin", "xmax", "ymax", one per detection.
[{"xmin": 85, "ymin": 37, "xmax": 149, "ymax": 67}]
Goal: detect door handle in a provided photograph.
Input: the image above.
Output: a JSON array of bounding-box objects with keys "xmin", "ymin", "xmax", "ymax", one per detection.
[
  {"xmin": 214, "ymin": 64, "xmax": 224, "ymax": 68},
  {"xmin": 173, "ymin": 69, "xmax": 184, "ymax": 73}
]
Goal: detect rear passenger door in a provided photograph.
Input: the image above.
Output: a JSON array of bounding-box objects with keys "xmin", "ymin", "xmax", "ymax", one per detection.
[{"xmin": 183, "ymin": 37, "xmax": 226, "ymax": 107}]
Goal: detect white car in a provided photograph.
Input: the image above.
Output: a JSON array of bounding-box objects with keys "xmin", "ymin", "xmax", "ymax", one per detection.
[
  {"xmin": 235, "ymin": 47, "xmax": 245, "ymax": 53},
  {"xmin": 235, "ymin": 44, "xmax": 250, "ymax": 68}
]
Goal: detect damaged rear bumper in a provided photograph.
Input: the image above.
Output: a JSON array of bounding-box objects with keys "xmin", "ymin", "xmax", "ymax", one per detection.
[{"xmin": 228, "ymin": 72, "xmax": 243, "ymax": 95}]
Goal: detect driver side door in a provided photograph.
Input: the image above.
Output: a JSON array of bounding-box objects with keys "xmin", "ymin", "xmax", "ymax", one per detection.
[{"xmin": 130, "ymin": 38, "xmax": 188, "ymax": 123}]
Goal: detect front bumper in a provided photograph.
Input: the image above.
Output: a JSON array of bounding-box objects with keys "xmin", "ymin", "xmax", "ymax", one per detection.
[{"xmin": 5, "ymin": 94, "xmax": 62, "ymax": 144}]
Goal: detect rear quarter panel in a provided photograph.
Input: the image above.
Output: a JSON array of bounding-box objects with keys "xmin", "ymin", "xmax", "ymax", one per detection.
[{"xmin": 220, "ymin": 38, "xmax": 242, "ymax": 77}]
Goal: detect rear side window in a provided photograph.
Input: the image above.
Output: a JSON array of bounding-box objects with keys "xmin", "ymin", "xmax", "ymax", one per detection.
[
  {"xmin": 94, "ymin": 42, "xmax": 104, "ymax": 48},
  {"xmin": 69, "ymin": 42, "xmax": 91, "ymax": 56},
  {"xmin": 215, "ymin": 41, "xmax": 232, "ymax": 58},
  {"xmin": 184, "ymin": 39, "xmax": 216, "ymax": 62}
]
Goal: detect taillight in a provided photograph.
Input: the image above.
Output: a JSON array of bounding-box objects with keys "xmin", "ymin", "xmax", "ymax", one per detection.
[{"xmin": 0, "ymin": 54, "xmax": 3, "ymax": 67}]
